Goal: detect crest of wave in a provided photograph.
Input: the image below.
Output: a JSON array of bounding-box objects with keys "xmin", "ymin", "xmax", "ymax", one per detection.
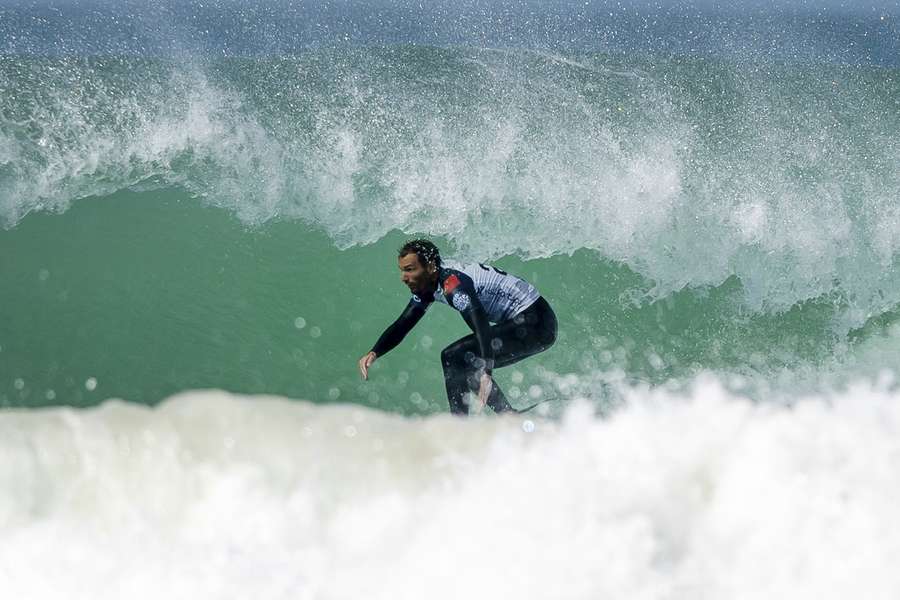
[
  {"xmin": 0, "ymin": 59, "xmax": 283, "ymax": 227},
  {"xmin": 4, "ymin": 51, "xmax": 899, "ymax": 327}
]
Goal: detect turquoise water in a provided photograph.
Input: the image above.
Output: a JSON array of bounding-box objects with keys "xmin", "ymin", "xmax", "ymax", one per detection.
[
  {"xmin": 3, "ymin": 48, "xmax": 900, "ymax": 411},
  {"xmin": 3, "ymin": 5, "xmax": 900, "ymax": 598},
  {"xmin": 1, "ymin": 187, "xmax": 873, "ymax": 411}
]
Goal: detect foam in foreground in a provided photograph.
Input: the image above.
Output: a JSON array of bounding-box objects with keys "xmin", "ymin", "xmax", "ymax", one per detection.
[{"xmin": 1, "ymin": 377, "xmax": 899, "ymax": 599}]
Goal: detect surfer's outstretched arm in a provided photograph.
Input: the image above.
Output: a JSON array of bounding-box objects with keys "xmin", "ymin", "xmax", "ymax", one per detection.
[{"xmin": 359, "ymin": 300, "xmax": 427, "ymax": 379}]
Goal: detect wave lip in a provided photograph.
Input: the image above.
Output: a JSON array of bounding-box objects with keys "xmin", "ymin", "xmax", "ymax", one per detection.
[
  {"xmin": 1, "ymin": 380, "xmax": 899, "ymax": 599},
  {"xmin": 4, "ymin": 51, "xmax": 900, "ymax": 329}
]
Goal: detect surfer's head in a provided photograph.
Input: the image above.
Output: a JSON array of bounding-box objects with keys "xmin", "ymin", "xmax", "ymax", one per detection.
[{"xmin": 398, "ymin": 239, "xmax": 441, "ymax": 294}]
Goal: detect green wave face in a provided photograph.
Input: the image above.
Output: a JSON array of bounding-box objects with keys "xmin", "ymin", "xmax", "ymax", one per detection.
[{"xmin": 2, "ymin": 48, "xmax": 900, "ymax": 410}]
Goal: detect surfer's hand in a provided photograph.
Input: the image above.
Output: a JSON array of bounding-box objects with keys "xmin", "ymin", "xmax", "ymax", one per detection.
[
  {"xmin": 358, "ymin": 351, "xmax": 377, "ymax": 380},
  {"xmin": 478, "ymin": 372, "xmax": 493, "ymax": 408}
]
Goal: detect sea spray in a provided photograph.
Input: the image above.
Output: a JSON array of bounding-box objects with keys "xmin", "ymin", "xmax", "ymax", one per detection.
[{"xmin": 3, "ymin": 49, "xmax": 899, "ymax": 324}]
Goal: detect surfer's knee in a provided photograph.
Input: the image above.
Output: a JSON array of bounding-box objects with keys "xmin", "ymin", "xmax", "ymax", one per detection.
[
  {"xmin": 541, "ymin": 311, "xmax": 558, "ymax": 347},
  {"xmin": 543, "ymin": 324, "xmax": 557, "ymax": 346},
  {"xmin": 441, "ymin": 343, "xmax": 463, "ymax": 369},
  {"xmin": 442, "ymin": 341, "xmax": 478, "ymax": 369}
]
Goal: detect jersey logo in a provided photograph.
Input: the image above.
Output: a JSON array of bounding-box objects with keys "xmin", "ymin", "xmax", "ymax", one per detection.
[
  {"xmin": 452, "ymin": 292, "xmax": 471, "ymax": 311},
  {"xmin": 444, "ymin": 274, "xmax": 461, "ymax": 294}
]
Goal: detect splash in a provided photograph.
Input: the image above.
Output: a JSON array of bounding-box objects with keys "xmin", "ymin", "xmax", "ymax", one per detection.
[{"xmin": 2, "ymin": 49, "xmax": 900, "ymax": 326}]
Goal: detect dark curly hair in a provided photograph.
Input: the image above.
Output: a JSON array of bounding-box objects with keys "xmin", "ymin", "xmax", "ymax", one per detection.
[{"xmin": 398, "ymin": 239, "xmax": 442, "ymax": 269}]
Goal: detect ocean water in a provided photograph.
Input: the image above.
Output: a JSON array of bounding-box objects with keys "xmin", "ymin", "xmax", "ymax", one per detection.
[{"xmin": 2, "ymin": 1, "xmax": 900, "ymax": 597}]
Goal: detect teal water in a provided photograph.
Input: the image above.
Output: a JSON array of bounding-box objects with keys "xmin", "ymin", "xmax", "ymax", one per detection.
[
  {"xmin": 3, "ymin": 48, "xmax": 900, "ymax": 411},
  {"xmin": 1, "ymin": 184, "xmax": 894, "ymax": 412}
]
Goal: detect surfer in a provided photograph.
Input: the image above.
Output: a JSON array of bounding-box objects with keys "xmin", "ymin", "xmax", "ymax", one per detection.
[{"xmin": 358, "ymin": 239, "xmax": 557, "ymax": 415}]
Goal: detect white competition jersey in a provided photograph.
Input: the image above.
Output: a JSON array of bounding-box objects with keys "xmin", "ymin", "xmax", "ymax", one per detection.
[{"xmin": 432, "ymin": 261, "xmax": 541, "ymax": 323}]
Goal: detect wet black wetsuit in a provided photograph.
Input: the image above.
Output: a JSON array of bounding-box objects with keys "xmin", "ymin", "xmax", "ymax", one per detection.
[{"xmin": 370, "ymin": 262, "xmax": 557, "ymax": 414}]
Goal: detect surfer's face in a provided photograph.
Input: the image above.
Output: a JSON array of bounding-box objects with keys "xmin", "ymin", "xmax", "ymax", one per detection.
[{"xmin": 399, "ymin": 253, "xmax": 436, "ymax": 295}]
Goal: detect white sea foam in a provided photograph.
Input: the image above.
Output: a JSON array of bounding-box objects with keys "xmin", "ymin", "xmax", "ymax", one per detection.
[
  {"xmin": 3, "ymin": 52, "xmax": 900, "ymax": 328},
  {"xmin": 0, "ymin": 62, "xmax": 283, "ymax": 227},
  {"xmin": 1, "ymin": 378, "xmax": 899, "ymax": 599}
]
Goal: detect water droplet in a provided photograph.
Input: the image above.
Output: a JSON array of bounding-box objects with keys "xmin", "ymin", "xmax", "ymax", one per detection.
[
  {"xmin": 344, "ymin": 425, "xmax": 357, "ymax": 438},
  {"xmin": 529, "ymin": 385, "xmax": 542, "ymax": 399},
  {"xmin": 38, "ymin": 269, "xmax": 50, "ymax": 282},
  {"xmin": 509, "ymin": 386, "xmax": 521, "ymax": 399},
  {"xmin": 421, "ymin": 335, "xmax": 433, "ymax": 349},
  {"xmin": 85, "ymin": 377, "xmax": 98, "ymax": 391},
  {"xmin": 310, "ymin": 326, "xmax": 322, "ymax": 338},
  {"xmin": 13, "ymin": 378, "xmax": 25, "ymax": 390},
  {"xmin": 522, "ymin": 420, "xmax": 535, "ymax": 433},
  {"xmin": 45, "ymin": 389, "xmax": 56, "ymax": 401},
  {"xmin": 294, "ymin": 317, "xmax": 307, "ymax": 329},
  {"xmin": 328, "ymin": 387, "xmax": 341, "ymax": 400},
  {"xmin": 647, "ymin": 352, "xmax": 665, "ymax": 370},
  {"xmin": 511, "ymin": 370, "xmax": 524, "ymax": 384}
]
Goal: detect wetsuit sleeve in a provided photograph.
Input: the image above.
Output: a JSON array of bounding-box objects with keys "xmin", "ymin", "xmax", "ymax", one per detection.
[
  {"xmin": 445, "ymin": 277, "xmax": 495, "ymax": 373},
  {"xmin": 370, "ymin": 299, "xmax": 427, "ymax": 357}
]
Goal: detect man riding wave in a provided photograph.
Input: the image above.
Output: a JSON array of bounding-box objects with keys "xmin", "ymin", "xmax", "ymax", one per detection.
[{"xmin": 358, "ymin": 239, "xmax": 557, "ymax": 415}]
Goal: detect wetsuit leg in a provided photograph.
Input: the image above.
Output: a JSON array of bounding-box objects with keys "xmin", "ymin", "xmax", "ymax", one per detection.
[{"xmin": 440, "ymin": 297, "xmax": 557, "ymax": 415}]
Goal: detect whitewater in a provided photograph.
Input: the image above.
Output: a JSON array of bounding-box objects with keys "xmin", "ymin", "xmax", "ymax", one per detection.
[{"xmin": 2, "ymin": 380, "xmax": 900, "ymax": 599}]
